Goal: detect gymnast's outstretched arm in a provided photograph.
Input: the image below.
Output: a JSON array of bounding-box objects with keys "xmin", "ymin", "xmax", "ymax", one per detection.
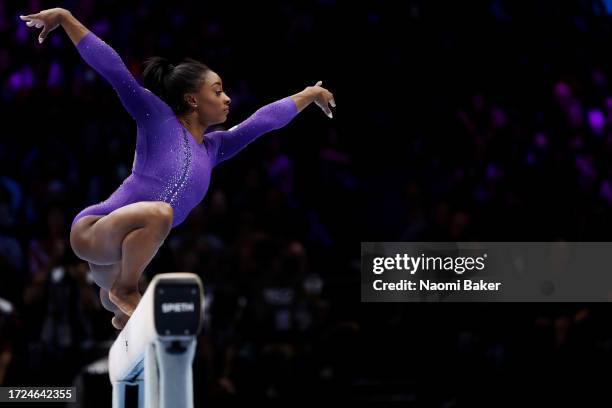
[
  {"xmin": 208, "ymin": 81, "xmax": 336, "ymax": 166},
  {"xmin": 19, "ymin": 8, "xmax": 170, "ymax": 126}
]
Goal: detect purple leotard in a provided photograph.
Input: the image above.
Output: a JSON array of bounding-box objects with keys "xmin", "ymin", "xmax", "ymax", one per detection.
[{"xmin": 70, "ymin": 31, "xmax": 298, "ymax": 229}]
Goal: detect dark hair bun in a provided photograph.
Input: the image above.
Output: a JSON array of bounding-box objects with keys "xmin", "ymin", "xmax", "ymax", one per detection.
[
  {"xmin": 142, "ymin": 56, "xmax": 175, "ymax": 100},
  {"xmin": 142, "ymin": 56, "xmax": 211, "ymax": 114}
]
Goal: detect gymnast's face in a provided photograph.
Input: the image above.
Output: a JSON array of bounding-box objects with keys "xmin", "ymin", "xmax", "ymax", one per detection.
[{"xmin": 191, "ymin": 71, "xmax": 231, "ymax": 126}]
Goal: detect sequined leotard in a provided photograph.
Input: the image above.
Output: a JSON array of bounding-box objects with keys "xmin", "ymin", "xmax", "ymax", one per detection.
[{"xmin": 70, "ymin": 31, "xmax": 298, "ymax": 229}]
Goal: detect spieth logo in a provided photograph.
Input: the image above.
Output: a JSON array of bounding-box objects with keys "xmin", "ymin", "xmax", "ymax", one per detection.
[{"xmin": 161, "ymin": 302, "xmax": 195, "ymax": 313}]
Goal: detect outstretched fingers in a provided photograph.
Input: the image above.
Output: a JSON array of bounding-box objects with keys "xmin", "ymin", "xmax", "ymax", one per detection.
[
  {"xmin": 38, "ymin": 27, "xmax": 51, "ymax": 43},
  {"xmin": 20, "ymin": 14, "xmax": 41, "ymax": 24},
  {"xmin": 313, "ymin": 80, "xmax": 336, "ymax": 118},
  {"xmin": 321, "ymin": 102, "xmax": 333, "ymax": 119},
  {"xmin": 19, "ymin": 14, "xmax": 38, "ymax": 20},
  {"xmin": 19, "ymin": 13, "xmax": 50, "ymax": 43}
]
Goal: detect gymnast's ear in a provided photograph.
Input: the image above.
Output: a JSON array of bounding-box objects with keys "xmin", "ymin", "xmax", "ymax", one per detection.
[{"xmin": 183, "ymin": 93, "xmax": 198, "ymax": 109}]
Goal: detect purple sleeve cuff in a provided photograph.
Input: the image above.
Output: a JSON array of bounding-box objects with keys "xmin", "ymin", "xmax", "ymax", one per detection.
[{"xmin": 75, "ymin": 31, "xmax": 96, "ymax": 53}]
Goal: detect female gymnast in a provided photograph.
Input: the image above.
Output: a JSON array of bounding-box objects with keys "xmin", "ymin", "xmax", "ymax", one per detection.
[{"xmin": 20, "ymin": 8, "xmax": 336, "ymax": 329}]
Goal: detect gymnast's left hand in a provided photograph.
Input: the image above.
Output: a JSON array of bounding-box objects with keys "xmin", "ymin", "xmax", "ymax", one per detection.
[
  {"xmin": 19, "ymin": 8, "xmax": 68, "ymax": 44},
  {"xmin": 309, "ymin": 81, "xmax": 336, "ymax": 119}
]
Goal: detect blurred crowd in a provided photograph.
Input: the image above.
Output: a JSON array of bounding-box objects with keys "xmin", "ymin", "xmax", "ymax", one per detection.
[{"xmin": 2, "ymin": 0, "xmax": 612, "ymax": 405}]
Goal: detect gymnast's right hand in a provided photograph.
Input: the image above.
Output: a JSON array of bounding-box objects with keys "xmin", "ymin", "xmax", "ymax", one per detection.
[{"xmin": 19, "ymin": 8, "xmax": 68, "ymax": 44}]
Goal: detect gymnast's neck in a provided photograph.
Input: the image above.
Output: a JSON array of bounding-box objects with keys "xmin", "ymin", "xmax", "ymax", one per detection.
[{"xmin": 177, "ymin": 113, "xmax": 208, "ymax": 145}]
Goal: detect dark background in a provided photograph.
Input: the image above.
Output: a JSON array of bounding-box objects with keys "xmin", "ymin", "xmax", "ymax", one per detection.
[{"xmin": 2, "ymin": 0, "xmax": 612, "ymax": 406}]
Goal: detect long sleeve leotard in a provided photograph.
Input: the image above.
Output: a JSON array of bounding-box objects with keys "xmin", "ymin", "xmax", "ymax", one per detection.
[{"xmin": 70, "ymin": 31, "xmax": 298, "ymax": 229}]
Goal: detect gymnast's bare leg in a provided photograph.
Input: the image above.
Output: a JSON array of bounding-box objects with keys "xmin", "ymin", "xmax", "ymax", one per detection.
[
  {"xmin": 69, "ymin": 201, "xmax": 173, "ymax": 324},
  {"xmin": 90, "ymin": 263, "xmax": 129, "ymax": 330}
]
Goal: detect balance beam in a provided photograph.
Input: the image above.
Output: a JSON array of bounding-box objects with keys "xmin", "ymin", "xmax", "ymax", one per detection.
[{"xmin": 108, "ymin": 272, "xmax": 204, "ymax": 408}]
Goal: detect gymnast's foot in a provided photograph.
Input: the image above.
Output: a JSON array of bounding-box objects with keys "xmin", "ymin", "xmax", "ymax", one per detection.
[
  {"xmin": 109, "ymin": 286, "xmax": 141, "ymax": 316},
  {"xmin": 111, "ymin": 311, "xmax": 130, "ymax": 330}
]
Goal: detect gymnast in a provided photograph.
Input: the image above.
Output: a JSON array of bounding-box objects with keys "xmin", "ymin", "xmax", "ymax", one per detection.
[{"xmin": 19, "ymin": 8, "xmax": 336, "ymax": 329}]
